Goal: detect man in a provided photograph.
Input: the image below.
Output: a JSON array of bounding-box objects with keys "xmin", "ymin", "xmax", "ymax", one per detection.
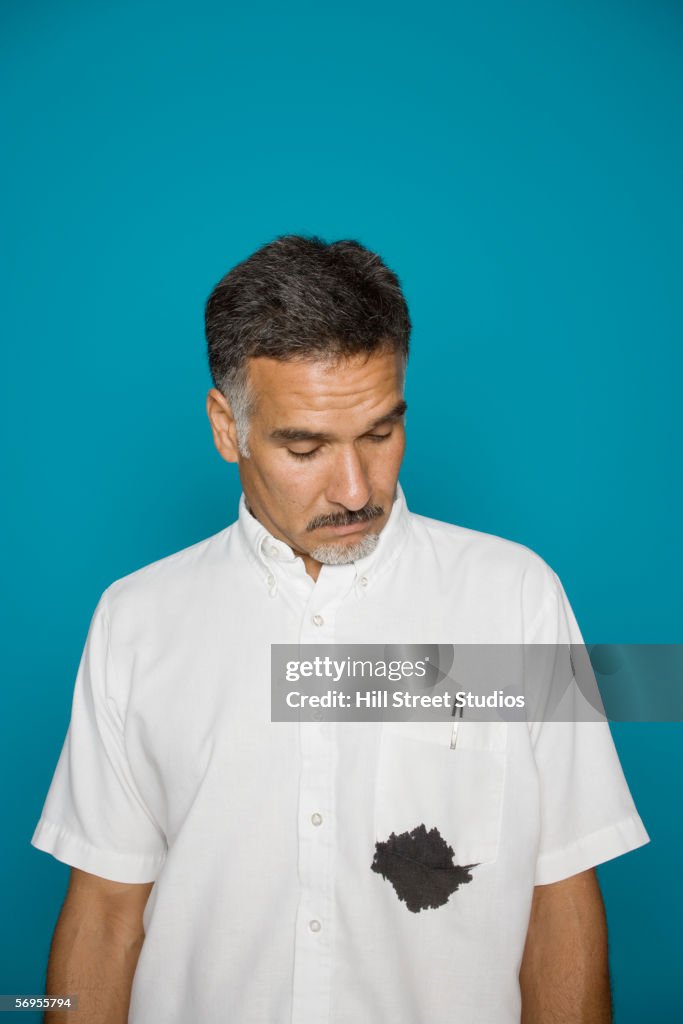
[{"xmin": 32, "ymin": 235, "xmax": 649, "ymax": 1023}]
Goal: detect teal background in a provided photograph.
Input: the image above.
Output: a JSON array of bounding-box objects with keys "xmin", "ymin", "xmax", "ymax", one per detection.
[{"xmin": 2, "ymin": 0, "xmax": 681, "ymax": 1019}]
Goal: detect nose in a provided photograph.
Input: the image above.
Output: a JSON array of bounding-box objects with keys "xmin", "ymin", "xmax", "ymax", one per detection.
[{"xmin": 326, "ymin": 445, "xmax": 371, "ymax": 512}]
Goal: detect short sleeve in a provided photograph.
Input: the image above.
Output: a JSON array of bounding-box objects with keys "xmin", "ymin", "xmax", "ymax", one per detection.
[
  {"xmin": 30, "ymin": 593, "xmax": 167, "ymax": 883},
  {"xmin": 526, "ymin": 568, "xmax": 650, "ymax": 886}
]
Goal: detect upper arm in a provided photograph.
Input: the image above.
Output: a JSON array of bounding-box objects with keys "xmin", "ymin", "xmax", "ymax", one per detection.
[
  {"xmin": 529, "ymin": 866, "xmax": 605, "ymax": 910},
  {"xmin": 525, "ymin": 868, "xmax": 607, "ymax": 937},
  {"xmin": 520, "ymin": 869, "xmax": 611, "ymax": 1021},
  {"xmin": 31, "ymin": 595, "xmax": 168, "ymax": 885},
  {"xmin": 523, "ymin": 867, "xmax": 608, "ymax": 963},
  {"xmin": 61, "ymin": 867, "xmax": 154, "ymax": 939}
]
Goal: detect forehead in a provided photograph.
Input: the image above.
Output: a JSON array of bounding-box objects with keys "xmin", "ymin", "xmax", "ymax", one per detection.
[{"xmin": 246, "ymin": 351, "xmax": 405, "ymax": 425}]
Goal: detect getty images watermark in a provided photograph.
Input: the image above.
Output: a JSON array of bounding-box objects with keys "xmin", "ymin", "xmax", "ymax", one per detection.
[{"xmin": 270, "ymin": 644, "xmax": 683, "ymax": 722}]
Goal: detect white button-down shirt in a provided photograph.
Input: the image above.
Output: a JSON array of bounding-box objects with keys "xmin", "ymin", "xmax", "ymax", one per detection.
[{"xmin": 31, "ymin": 483, "xmax": 649, "ymax": 1023}]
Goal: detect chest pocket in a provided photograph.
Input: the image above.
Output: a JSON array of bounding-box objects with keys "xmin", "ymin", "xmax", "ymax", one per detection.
[{"xmin": 373, "ymin": 720, "xmax": 507, "ymax": 866}]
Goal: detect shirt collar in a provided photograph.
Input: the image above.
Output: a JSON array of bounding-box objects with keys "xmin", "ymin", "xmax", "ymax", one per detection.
[{"xmin": 235, "ymin": 480, "xmax": 411, "ymax": 590}]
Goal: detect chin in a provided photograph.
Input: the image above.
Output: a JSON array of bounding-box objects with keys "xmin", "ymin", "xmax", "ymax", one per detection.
[{"xmin": 309, "ymin": 533, "xmax": 380, "ymax": 565}]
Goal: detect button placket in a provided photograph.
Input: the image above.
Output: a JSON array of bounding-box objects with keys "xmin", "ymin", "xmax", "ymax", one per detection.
[
  {"xmin": 290, "ymin": 565, "xmax": 354, "ymax": 1023},
  {"xmin": 298, "ymin": 564, "xmax": 355, "ymax": 645},
  {"xmin": 291, "ymin": 718, "xmax": 335, "ymax": 1022}
]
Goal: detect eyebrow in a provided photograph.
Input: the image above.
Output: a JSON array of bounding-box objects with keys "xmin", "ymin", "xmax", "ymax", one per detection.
[{"xmin": 269, "ymin": 399, "xmax": 408, "ymax": 444}]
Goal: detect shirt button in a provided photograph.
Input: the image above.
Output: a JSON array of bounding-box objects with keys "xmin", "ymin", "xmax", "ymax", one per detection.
[
  {"xmin": 266, "ymin": 574, "xmax": 275, "ymax": 587},
  {"xmin": 311, "ymin": 812, "xmax": 323, "ymax": 826},
  {"xmin": 309, "ymin": 919, "xmax": 322, "ymax": 933},
  {"xmin": 359, "ymin": 576, "xmax": 369, "ymax": 587},
  {"xmin": 268, "ymin": 545, "xmax": 279, "ymax": 558},
  {"xmin": 312, "ymin": 614, "xmax": 324, "ymax": 626}
]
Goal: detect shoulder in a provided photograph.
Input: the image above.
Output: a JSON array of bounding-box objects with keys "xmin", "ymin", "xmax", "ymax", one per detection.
[
  {"xmin": 99, "ymin": 523, "xmax": 238, "ymax": 631},
  {"xmin": 409, "ymin": 509, "xmax": 555, "ymax": 576},
  {"xmin": 406, "ymin": 509, "xmax": 564, "ymax": 622}
]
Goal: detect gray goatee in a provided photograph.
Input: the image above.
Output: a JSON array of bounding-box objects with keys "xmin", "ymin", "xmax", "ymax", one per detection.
[{"xmin": 309, "ymin": 532, "xmax": 380, "ymax": 565}]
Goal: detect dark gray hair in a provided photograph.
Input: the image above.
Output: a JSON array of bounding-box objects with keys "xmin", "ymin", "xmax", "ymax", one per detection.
[{"xmin": 204, "ymin": 234, "xmax": 411, "ymax": 455}]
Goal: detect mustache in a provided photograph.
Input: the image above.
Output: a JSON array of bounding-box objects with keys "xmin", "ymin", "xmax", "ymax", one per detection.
[{"xmin": 306, "ymin": 504, "xmax": 385, "ymax": 532}]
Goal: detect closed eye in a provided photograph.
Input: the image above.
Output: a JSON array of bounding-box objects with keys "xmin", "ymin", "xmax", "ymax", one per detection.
[
  {"xmin": 286, "ymin": 431, "xmax": 393, "ymax": 460},
  {"xmin": 287, "ymin": 447, "xmax": 322, "ymax": 461}
]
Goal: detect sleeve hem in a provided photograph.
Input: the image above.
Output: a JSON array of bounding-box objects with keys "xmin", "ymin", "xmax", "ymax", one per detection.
[
  {"xmin": 534, "ymin": 813, "xmax": 650, "ymax": 886},
  {"xmin": 30, "ymin": 818, "xmax": 166, "ymax": 884}
]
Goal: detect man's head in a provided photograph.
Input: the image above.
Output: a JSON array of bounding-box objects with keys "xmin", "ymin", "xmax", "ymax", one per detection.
[{"xmin": 204, "ymin": 235, "xmax": 411, "ymax": 578}]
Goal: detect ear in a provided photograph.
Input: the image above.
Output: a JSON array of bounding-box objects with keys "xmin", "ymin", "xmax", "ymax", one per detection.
[{"xmin": 206, "ymin": 388, "xmax": 240, "ymax": 463}]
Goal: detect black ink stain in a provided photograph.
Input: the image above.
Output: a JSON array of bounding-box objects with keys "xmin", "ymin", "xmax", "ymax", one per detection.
[{"xmin": 371, "ymin": 824, "xmax": 477, "ymax": 913}]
